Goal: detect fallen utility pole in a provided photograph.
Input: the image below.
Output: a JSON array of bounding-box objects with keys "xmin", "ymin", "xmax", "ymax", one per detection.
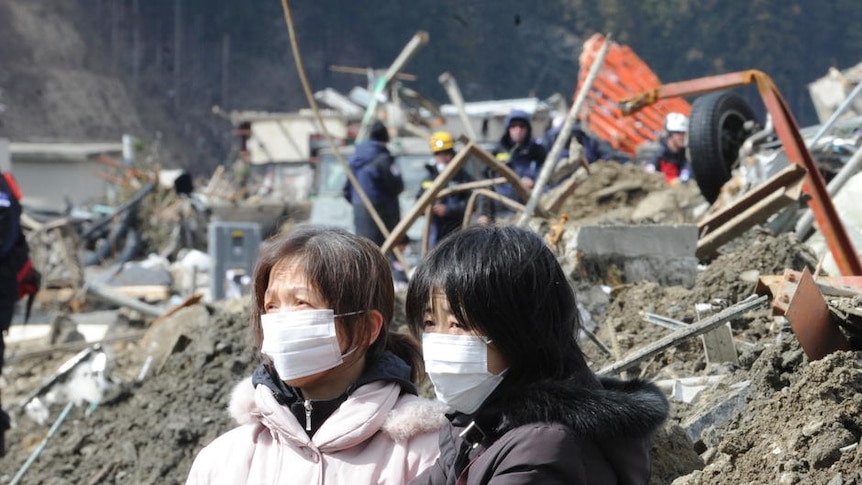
[
  {"xmin": 356, "ymin": 31, "xmax": 429, "ymax": 142},
  {"xmin": 598, "ymin": 294, "xmax": 767, "ymax": 376}
]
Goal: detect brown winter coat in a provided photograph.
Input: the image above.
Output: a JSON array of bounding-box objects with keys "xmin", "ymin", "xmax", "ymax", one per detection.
[{"xmin": 409, "ymin": 376, "xmax": 669, "ymax": 485}]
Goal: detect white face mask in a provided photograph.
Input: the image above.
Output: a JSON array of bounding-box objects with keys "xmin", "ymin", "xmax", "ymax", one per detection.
[
  {"xmin": 422, "ymin": 333, "xmax": 507, "ymax": 415},
  {"xmin": 260, "ymin": 309, "xmax": 359, "ymax": 381}
]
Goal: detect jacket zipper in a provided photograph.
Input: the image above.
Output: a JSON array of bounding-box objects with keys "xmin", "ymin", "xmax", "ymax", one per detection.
[{"xmin": 304, "ymin": 399, "xmax": 313, "ymax": 431}]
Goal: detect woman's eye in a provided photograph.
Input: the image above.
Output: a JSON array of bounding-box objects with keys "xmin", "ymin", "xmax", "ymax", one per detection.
[{"xmin": 422, "ymin": 320, "xmax": 436, "ymax": 331}]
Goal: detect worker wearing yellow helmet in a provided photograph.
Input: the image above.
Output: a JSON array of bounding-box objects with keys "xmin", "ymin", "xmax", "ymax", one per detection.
[
  {"xmin": 429, "ymin": 131, "xmax": 455, "ymax": 153},
  {"xmin": 417, "ymin": 132, "xmax": 473, "ymax": 248}
]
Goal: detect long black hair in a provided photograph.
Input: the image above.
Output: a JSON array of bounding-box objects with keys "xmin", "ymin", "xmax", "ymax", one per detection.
[{"xmin": 406, "ymin": 225, "xmax": 595, "ymax": 387}]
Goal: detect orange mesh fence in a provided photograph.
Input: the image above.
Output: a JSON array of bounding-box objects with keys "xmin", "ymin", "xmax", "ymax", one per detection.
[{"xmin": 577, "ymin": 33, "xmax": 691, "ymax": 155}]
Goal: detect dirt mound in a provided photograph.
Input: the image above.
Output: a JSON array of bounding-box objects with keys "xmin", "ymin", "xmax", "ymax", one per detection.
[
  {"xmin": 675, "ymin": 343, "xmax": 862, "ymax": 484},
  {"xmin": 555, "ymin": 161, "xmax": 684, "ymax": 224},
  {"xmin": 0, "ymin": 301, "xmax": 256, "ymax": 484}
]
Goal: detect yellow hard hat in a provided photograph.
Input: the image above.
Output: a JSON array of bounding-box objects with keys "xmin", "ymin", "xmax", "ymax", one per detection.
[{"xmin": 429, "ymin": 131, "xmax": 454, "ymax": 153}]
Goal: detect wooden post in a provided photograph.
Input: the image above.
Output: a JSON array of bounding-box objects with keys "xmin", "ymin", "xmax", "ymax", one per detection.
[
  {"xmin": 517, "ymin": 33, "xmax": 612, "ymax": 226},
  {"xmin": 695, "ymin": 303, "xmax": 739, "ymax": 365},
  {"xmin": 356, "ymin": 31, "xmax": 429, "ymax": 142}
]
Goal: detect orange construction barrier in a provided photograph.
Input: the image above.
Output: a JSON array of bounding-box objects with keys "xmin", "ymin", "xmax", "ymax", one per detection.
[{"xmin": 577, "ymin": 33, "xmax": 691, "ymax": 156}]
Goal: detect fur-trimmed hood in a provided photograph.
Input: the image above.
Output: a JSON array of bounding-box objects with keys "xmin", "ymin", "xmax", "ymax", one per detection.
[
  {"xmin": 190, "ymin": 374, "xmax": 445, "ymax": 484},
  {"xmin": 477, "ymin": 376, "xmax": 668, "ymax": 441}
]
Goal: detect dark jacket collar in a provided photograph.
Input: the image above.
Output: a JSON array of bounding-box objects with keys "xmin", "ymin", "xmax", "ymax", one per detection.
[
  {"xmin": 349, "ymin": 140, "xmax": 389, "ymax": 169},
  {"xmin": 450, "ymin": 375, "xmax": 668, "ymax": 447},
  {"xmin": 252, "ymin": 350, "xmax": 417, "ymax": 405},
  {"xmin": 252, "ymin": 351, "xmax": 417, "ymax": 436}
]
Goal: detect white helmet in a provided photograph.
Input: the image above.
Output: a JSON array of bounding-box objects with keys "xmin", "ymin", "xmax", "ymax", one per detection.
[{"xmin": 665, "ymin": 112, "xmax": 689, "ymax": 133}]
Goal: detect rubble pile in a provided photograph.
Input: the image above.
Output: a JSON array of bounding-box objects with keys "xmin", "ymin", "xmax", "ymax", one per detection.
[
  {"xmin": 0, "ymin": 301, "xmax": 255, "ymax": 484},
  {"xmin": 1, "ymin": 161, "xmax": 862, "ymax": 484}
]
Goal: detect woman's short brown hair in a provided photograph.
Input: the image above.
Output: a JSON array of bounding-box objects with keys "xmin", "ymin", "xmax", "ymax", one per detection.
[{"xmin": 250, "ymin": 226, "xmax": 422, "ymax": 380}]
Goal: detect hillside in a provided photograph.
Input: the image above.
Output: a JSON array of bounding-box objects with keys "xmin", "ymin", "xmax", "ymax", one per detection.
[{"xmin": 2, "ymin": 0, "xmax": 861, "ymax": 175}]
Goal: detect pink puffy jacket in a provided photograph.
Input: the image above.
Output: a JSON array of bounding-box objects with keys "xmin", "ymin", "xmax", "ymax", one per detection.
[{"xmin": 187, "ymin": 377, "xmax": 446, "ymax": 485}]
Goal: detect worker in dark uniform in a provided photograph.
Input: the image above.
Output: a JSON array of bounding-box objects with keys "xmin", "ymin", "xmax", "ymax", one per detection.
[
  {"xmin": 343, "ymin": 120, "xmax": 404, "ymax": 246},
  {"xmin": 417, "ymin": 132, "xmax": 473, "ymax": 248},
  {"xmin": 478, "ymin": 109, "xmax": 546, "ymax": 223}
]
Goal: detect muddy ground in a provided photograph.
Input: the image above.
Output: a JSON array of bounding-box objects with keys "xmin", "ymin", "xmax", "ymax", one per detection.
[{"xmin": 2, "ymin": 161, "xmax": 862, "ymax": 484}]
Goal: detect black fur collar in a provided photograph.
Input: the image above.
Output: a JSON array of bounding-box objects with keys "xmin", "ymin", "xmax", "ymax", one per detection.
[{"xmin": 478, "ymin": 376, "xmax": 669, "ymax": 440}]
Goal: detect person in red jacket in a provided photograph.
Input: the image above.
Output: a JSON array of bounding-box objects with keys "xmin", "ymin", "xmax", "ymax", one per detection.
[
  {"xmin": 0, "ymin": 168, "xmax": 24, "ymax": 457},
  {"xmin": 648, "ymin": 112, "xmax": 691, "ymax": 184}
]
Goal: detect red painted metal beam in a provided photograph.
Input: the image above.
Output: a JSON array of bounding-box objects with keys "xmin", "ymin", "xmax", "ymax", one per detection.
[{"xmin": 621, "ymin": 70, "xmax": 862, "ymax": 276}]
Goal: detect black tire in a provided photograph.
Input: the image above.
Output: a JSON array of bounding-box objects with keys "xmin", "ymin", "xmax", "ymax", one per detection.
[{"xmin": 688, "ymin": 91, "xmax": 758, "ymax": 203}]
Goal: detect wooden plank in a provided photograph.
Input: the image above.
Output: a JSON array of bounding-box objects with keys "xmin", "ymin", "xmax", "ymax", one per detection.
[
  {"xmin": 111, "ymin": 285, "xmax": 171, "ymax": 302},
  {"xmin": 700, "ymin": 323, "xmax": 739, "ymax": 365},
  {"xmin": 695, "ymin": 303, "xmax": 740, "ymax": 365},
  {"xmin": 36, "ymin": 288, "xmax": 77, "ymax": 303},
  {"xmin": 598, "ymin": 295, "xmax": 766, "ymax": 376}
]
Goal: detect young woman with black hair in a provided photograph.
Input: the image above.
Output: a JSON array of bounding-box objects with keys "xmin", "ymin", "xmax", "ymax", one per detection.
[
  {"xmin": 188, "ymin": 226, "xmax": 445, "ymax": 484},
  {"xmin": 406, "ymin": 225, "xmax": 669, "ymax": 484}
]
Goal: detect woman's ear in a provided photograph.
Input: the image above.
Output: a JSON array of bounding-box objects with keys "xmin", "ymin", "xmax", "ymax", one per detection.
[{"xmin": 366, "ymin": 310, "xmax": 384, "ymax": 345}]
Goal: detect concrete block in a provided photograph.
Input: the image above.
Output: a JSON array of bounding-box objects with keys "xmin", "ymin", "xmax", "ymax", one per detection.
[
  {"xmin": 681, "ymin": 380, "xmax": 750, "ymax": 444},
  {"xmin": 567, "ymin": 224, "xmax": 699, "ymax": 288}
]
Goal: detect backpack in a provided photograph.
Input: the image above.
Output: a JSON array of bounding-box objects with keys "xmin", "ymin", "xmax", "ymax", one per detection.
[
  {"xmin": 15, "ymin": 246, "xmax": 41, "ymax": 322},
  {"xmin": 2, "ymin": 172, "xmax": 40, "ymax": 323}
]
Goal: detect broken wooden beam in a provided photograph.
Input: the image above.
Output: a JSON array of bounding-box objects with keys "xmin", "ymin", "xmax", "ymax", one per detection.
[
  {"xmin": 86, "ymin": 283, "xmax": 164, "ymax": 318},
  {"xmin": 598, "ymin": 294, "xmax": 767, "ymax": 375}
]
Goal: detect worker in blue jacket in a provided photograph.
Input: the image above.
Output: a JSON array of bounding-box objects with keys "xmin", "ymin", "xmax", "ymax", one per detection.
[
  {"xmin": 343, "ymin": 120, "xmax": 404, "ymax": 246},
  {"xmin": 478, "ymin": 109, "xmax": 546, "ymax": 224}
]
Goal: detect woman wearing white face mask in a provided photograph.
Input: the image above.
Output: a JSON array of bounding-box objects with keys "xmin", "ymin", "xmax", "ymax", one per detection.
[
  {"xmin": 405, "ymin": 225, "xmax": 670, "ymax": 485},
  {"xmin": 187, "ymin": 227, "xmax": 446, "ymax": 485}
]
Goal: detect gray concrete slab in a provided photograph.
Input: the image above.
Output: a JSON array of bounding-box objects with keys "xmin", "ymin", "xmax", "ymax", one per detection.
[{"xmin": 567, "ymin": 224, "xmax": 699, "ymax": 288}]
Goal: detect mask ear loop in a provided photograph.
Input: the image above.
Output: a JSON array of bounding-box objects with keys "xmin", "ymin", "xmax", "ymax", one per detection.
[
  {"xmin": 334, "ymin": 310, "xmax": 365, "ymax": 318},
  {"xmin": 333, "ymin": 310, "xmax": 367, "ymax": 359}
]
